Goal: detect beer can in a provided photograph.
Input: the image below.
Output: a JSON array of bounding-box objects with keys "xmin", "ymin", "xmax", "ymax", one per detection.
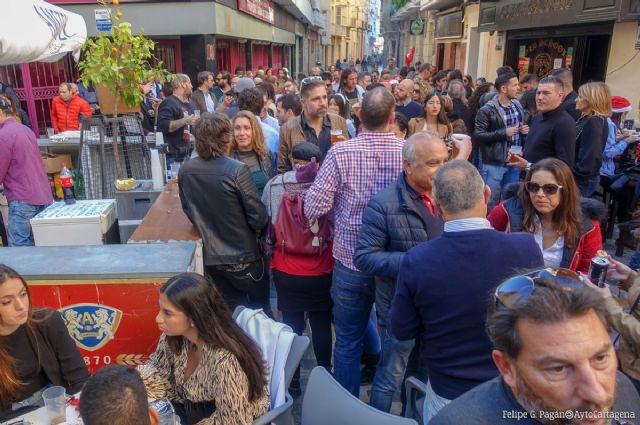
[{"xmin": 589, "ymin": 256, "xmax": 609, "ymax": 288}]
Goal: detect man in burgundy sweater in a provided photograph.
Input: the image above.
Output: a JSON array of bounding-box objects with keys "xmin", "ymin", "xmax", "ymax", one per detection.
[{"xmin": 0, "ymin": 97, "xmax": 52, "ymax": 246}]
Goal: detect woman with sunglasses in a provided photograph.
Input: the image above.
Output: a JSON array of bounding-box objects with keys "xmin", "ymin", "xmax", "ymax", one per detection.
[
  {"xmin": 462, "ymin": 74, "xmax": 474, "ymax": 98},
  {"xmin": 0, "ymin": 264, "xmax": 89, "ymax": 421},
  {"xmin": 488, "ymin": 158, "xmax": 604, "ymax": 273},
  {"xmin": 583, "ymin": 256, "xmax": 640, "ymax": 392}
]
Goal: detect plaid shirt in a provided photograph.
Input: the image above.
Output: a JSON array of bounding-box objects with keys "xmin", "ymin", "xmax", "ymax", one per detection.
[
  {"xmin": 304, "ymin": 132, "xmax": 404, "ymax": 270},
  {"xmin": 499, "ymin": 100, "xmax": 522, "ymax": 146}
]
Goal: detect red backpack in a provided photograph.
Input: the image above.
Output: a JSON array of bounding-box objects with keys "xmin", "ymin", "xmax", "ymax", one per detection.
[{"xmin": 273, "ymin": 190, "xmax": 331, "ymax": 256}]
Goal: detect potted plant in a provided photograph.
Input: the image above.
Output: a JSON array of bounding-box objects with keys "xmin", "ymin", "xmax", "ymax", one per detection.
[{"xmin": 77, "ymin": 0, "xmax": 166, "ymax": 179}]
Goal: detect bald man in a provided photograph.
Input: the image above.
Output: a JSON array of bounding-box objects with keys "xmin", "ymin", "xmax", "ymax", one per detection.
[{"xmin": 394, "ymin": 79, "xmax": 423, "ymax": 119}]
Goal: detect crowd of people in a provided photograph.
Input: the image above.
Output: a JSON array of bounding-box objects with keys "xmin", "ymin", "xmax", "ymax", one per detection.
[{"xmin": 2, "ymin": 57, "xmax": 640, "ymax": 424}]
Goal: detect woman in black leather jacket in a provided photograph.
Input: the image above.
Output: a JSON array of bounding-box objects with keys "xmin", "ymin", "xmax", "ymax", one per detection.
[{"xmin": 178, "ymin": 112, "xmax": 270, "ymax": 313}]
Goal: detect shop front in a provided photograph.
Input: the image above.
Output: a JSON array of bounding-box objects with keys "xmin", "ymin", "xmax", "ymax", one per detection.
[
  {"xmin": 478, "ymin": 0, "xmax": 640, "ymax": 88},
  {"xmin": 505, "ymin": 23, "xmax": 613, "ymax": 85}
]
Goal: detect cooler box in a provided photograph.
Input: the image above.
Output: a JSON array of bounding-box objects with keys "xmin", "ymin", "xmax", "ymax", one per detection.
[{"xmin": 31, "ymin": 200, "xmax": 117, "ymax": 246}]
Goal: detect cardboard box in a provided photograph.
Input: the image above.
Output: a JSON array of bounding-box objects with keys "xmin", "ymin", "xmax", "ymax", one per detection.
[{"xmin": 41, "ymin": 153, "xmax": 72, "ymax": 174}]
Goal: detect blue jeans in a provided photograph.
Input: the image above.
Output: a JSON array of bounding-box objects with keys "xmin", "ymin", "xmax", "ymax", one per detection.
[
  {"xmin": 8, "ymin": 201, "xmax": 47, "ymax": 247},
  {"xmin": 577, "ymin": 175, "xmax": 600, "ymax": 198},
  {"xmin": 331, "ymin": 260, "xmax": 376, "ymax": 397},
  {"xmin": 364, "ymin": 307, "xmax": 381, "ymax": 355},
  {"xmin": 480, "ymin": 163, "xmax": 520, "ymax": 210},
  {"xmin": 369, "ymin": 319, "xmax": 415, "ymax": 412}
]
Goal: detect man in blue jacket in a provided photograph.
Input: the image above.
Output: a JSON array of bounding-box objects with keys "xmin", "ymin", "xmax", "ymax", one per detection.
[
  {"xmin": 354, "ymin": 131, "xmax": 471, "ymax": 413},
  {"xmin": 390, "ymin": 160, "xmax": 544, "ymax": 422}
]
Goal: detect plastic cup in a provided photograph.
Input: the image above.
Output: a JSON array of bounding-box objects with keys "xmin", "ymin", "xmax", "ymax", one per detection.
[
  {"xmin": 508, "ymin": 145, "xmax": 523, "ymax": 163},
  {"xmin": 42, "ymin": 386, "xmax": 67, "ymax": 425},
  {"xmin": 47, "ymin": 128, "xmax": 55, "ymax": 138},
  {"xmin": 193, "ymin": 109, "xmax": 201, "ymax": 117},
  {"xmin": 330, "ymin": 129, "xmax": 344, "ymax": 144}
]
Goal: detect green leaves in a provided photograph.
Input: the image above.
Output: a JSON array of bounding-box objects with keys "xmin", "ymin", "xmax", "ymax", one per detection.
[{"xmin": 77, "ymin": 0, "xmax": 166, "ymax": 108}]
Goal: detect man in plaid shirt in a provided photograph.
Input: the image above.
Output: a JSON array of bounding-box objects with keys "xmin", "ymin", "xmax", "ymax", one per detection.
[{"xmin": 305, "ymin": 87, "xmax": 404, "ymax": 396}]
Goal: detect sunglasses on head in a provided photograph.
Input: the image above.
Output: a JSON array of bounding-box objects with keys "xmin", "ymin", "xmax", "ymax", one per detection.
[
  {"xmin": 301, "ymin": 76, "xmax": 323, "ymax": 87},
  {"xmin": 525, "ymin": 182, "xmax": 563, "ymax": 195},
  {"xmin": 495, "ymin": 268, "xmax": 583, "ymax": 308}
]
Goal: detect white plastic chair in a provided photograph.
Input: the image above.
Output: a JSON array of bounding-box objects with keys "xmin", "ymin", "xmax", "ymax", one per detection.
[
  {"xmin": 301, "ymin": 366, "xmax": 418, "ymax": 425},
  {"xmin": 404, "ymin": 376, "xmax": 427, "ymax": 425}
]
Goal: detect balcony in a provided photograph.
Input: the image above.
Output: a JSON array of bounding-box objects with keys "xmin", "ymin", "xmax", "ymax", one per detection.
[
  {"xmin": 331, "ymin": 23, "xmax": 346, "ymax": 37},
  {"xmin": 313, "ymin": 9, "xmax": 326, "ymax": 29},
  {"xmin": 390, "ymin": 0, "xmax": 421, "ymax": 21},
  {"xmin": 420, "ymin": 0, "xmax": 461, "ymax": 11},
  {"xmin": 272, "ymin": 0, "xmax": 315, "ymax": 25}
]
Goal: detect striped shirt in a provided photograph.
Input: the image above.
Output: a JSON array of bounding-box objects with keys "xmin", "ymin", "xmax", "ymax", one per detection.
[
  {"xmin": 304, "ymin": 132, "xmax": 404, "ymax": 270},
  {"xmin": 444, "ymin": 217, "xmax": 493, "ymax": 233}
]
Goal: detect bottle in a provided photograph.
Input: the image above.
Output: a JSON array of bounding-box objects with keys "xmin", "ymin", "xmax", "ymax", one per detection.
[
  {"xmin": 59, "ymin": 163, "xmax": 76, "ymax": 205},
  {"xmin": 48, "ymin": 175, "xmax": 57, "ymax": 201}
]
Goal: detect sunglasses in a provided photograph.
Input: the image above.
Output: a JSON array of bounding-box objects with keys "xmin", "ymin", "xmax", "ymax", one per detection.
[
  {"xmin": 414, "ymin": 89, "xmax": 421, "ymax": 93},
  {"xmin": 525, "ymin": 182, "xmax": 563, "ymax": 195},
  {"xmin": 495, "ymin": 268, "xmax": 583, "ymax": 308},
  {"xmin": 301, "ymin": 76, "xmax": 323, "ymax": 87}
]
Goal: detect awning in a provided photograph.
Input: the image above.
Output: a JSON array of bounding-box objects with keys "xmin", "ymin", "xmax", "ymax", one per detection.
[{"xmin": 0, "ymin": 0, "xmax": 87, "ymax": 65}]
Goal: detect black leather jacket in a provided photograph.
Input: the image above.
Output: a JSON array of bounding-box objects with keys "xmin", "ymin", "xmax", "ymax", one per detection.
[
  {"xmin": 178, "ymin": 155, "xmax": 268, "ymax": 266},
  {"xmin": 474, "ymin": 97, "xmax": 525, "ymax": 165}
]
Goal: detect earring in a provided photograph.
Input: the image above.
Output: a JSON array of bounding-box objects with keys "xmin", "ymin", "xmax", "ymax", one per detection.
[{"xmin": 191, "ymin": 321, "xmax": 195, "ymax": 327}]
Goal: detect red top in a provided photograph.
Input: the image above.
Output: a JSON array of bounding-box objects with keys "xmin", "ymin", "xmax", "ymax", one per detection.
[
  {"xmin": 421, "ymin": 194, "xmax": 435, "ymax": 216},
  {"xmin": 271, "ymin": 242, "xmax": 335, "ymax": 276},
  {"xmin": 51, "ymin": 94, "xmax": 93, "ymax": 133}
]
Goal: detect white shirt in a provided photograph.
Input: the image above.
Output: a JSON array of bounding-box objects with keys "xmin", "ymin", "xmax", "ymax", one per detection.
[
  {"xmin": 204, "ymin": 91, "xmax": 215, "ymax": 113},
  {"xmin": 532, "ymin": 215, "xmax": 564, "ymax": 268}
]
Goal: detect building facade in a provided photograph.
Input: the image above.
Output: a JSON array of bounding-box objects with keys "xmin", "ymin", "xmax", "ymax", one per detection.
[{"xmin": 321, "ymin": 0, "xmax": 370, "ymax": 67}]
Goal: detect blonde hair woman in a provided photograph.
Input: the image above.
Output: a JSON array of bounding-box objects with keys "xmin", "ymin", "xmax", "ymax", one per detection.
[
  {"xmin": 229, "ymin": 111, "xmax": 275, "ymax": 196},
  {"xmin": 574, "ymin": 81, "xmax": 612, "ymax": 196}
]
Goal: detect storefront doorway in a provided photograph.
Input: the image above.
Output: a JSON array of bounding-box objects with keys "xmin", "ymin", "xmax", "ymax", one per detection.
[{"xmin": 505, "ymin": 23, "xmax": 612, "ymax": 88}]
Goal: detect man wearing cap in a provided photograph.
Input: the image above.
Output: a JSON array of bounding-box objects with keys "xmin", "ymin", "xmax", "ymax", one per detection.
[
  {"xmin": 600, "ymin": 96, "xmax": 636, "ymax": 225},
  {"xmin": 217, "ymin": 77, "xmax": 255, "ymax": 118},
  {"xmin": 278, "ymin": 78, "xmax": 349, "ymax": 173}
]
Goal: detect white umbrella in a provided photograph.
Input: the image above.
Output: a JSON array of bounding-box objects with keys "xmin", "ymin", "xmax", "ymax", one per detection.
[{"xmin": 0, "ymin": 0, "xmax": 87, "ymax": 65}]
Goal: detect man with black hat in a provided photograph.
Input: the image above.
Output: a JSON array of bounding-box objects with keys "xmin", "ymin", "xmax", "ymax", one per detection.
[{"xmin": 217, "ymin": 77, "xmax": 255, "ymax": 119}]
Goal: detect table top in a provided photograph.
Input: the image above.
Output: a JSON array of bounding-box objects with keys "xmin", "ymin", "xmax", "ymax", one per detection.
[
  {"xmin": 0, "ymin": 242, "xmax": 197, "ymax": 280},
  {"xmin": 1, "ymin": 403, "xmax": 80, "ymax": 425}
]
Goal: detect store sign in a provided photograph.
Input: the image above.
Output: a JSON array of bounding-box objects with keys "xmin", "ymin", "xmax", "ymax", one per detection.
[
  {"xmin": 237, "ymin": 0, "xmax": 275, "ymax": 25},
  {"xmin": 435, "ymin": 11, "xmax": 463, "ymax": 39},
  {"xmin": 410, "ymin": 19, "xmax": 425, "ymax": 36},
  {"xmin": 497, "ymin": 0, "xmax": 574, "ymax": 20},
  {"xmin": 94, "ymin": 9, "xmax": 111, "ymax": 32}
]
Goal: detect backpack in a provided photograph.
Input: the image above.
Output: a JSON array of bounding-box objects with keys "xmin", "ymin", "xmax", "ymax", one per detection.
[{"xmin": 273, "ymin": 190, "xmax": 330, "ymax": 256}]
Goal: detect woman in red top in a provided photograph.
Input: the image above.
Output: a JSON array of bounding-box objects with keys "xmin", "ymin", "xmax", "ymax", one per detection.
[
  {"xmin": 488, "ymin": 158, "xmax": 604, "ymax": 273},
  {"xmin": 261, "ymin": 142, "xmax": 333, "ymax": 395}
]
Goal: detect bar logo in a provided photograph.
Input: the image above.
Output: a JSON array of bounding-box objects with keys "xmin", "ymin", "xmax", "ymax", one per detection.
[{"xmin": 60, "ymin": 304, "xmax": 123, "ymax": 351}]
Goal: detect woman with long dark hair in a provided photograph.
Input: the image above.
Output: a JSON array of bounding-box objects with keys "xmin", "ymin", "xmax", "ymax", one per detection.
[
  {"xmin": 488, "ymin": 158, "xmax": 604, "ymax": 273},
  {"xmin": 328, "ymin": 94, "xmax": 356, "ymax": 138},
  {"xmin": 139, "ymin": 273, "xmax": 268, "ymax": 424},
  {"xmin": 0, "ymin": 264, "xmax": 89, "ymax": 421},
  {"xmin": 407, "ymin": 92, "xmax": 452, "ymax": 138}
]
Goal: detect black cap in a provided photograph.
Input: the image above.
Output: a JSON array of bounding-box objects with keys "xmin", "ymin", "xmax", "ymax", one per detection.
[{"xmin": 292, "ymin": 142, "xmax": 321, "ymax": 162}]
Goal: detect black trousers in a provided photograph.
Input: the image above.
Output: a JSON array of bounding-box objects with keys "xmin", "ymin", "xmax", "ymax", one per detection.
[{"xmin": 206, "ymin": 260, "xmax": 271, "ymax": 316}]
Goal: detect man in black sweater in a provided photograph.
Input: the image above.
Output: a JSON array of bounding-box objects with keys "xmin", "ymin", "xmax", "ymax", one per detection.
[{"xmin": 515, "ymin": 76, "xmax": 576, "ymax": 169}]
